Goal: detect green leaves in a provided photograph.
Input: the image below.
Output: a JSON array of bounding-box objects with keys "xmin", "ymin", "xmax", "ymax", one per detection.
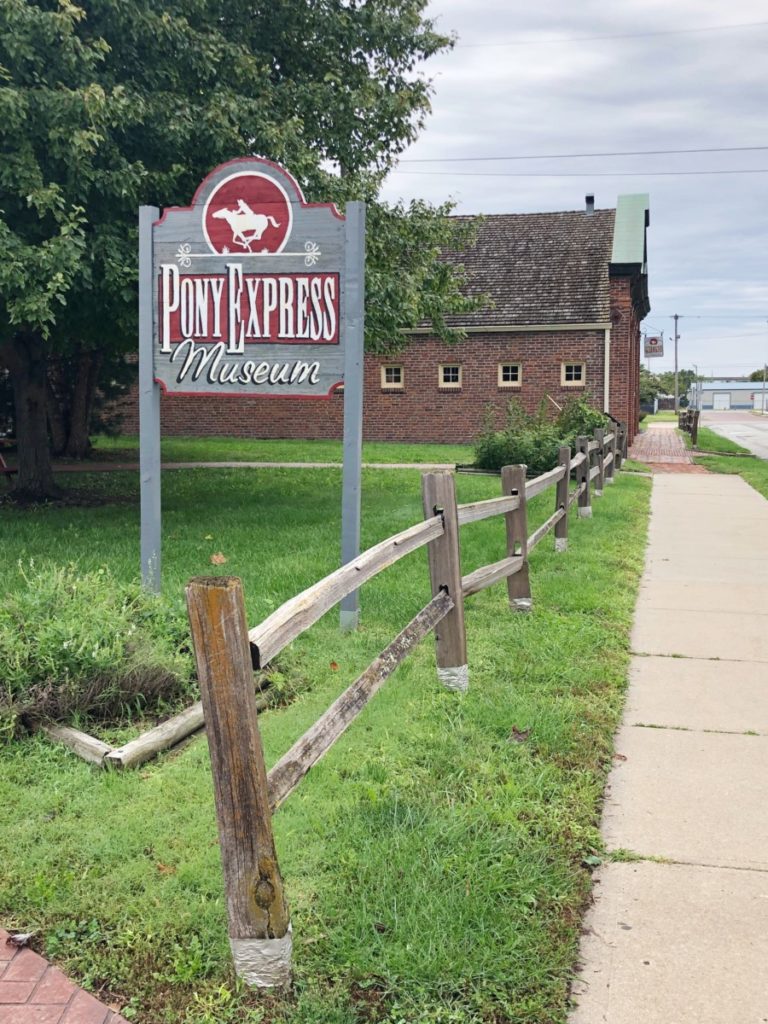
[{"xmin": 0, "ymin": 0, "xmax": 471, "ymax": 351}]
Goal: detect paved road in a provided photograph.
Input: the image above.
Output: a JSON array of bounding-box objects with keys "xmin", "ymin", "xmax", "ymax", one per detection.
[{"xmin": 702, "ymin": 410, "xmax": 768, "ymax": 459}]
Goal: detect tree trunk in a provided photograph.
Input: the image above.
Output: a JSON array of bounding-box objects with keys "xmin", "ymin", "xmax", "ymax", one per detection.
[
  {"xmin": 1, "ymin": 332, "xmax": 61, "ymax": 500},
  {"xmin": 64, "ymin": 350, "xmax": 101, "ymax": 459},
  {"xmin": 47, "ymin": 379, "xmax": 68, "ymax": 457}
]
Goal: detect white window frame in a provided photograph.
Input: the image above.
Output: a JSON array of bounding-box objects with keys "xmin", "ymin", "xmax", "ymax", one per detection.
[
  {"xmin": 498, "ymin": 362, "xmax": 522, "ymax": 388},
  {"xmin": 381, "ymin": 365, "xmax": 404, "ymax": 390},
  {"xmin": 439, "ymin": 363, "xmax": 462, "ymax": 389},
  {"xmin": 561, "ymin": 362, "xmax": 586, "ymax": 387}
]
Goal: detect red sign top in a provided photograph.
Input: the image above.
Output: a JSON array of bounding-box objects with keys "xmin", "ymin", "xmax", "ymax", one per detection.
[{"xmin": 203, "ymin": 170, "xmax": 293, "ymax": 255}]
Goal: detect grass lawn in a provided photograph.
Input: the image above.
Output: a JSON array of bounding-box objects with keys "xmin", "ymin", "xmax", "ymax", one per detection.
[
  {"xmin": 695, "ymin": 453, "xmax": 768, "ymax": 499},
  {"xmin": 90, "ymin": 434, "xmax": 474, "ymax": 466},
  {"xmin": 0, "ymin": 460, "xmax": 650, "ymax": 1024},
  {"xmin": 640, "ymin": 411, "xmax": 678, "ymax": 424},
  {"xmin": 686, "ymin": 426, "xmax": 751, "ymax": 455}
]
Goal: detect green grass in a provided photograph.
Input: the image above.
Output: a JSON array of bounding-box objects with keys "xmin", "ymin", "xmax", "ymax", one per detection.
[
  {"xmin": 687, "ymin": 426, "xmax": 751, "ymax": 455},
  {"xmin": 695, "ymin": 454, "xmax": 768, "ymax": 499},
  {"xmin": 640, "ymin": 411, "xmax": 678, "ymax": 423},
  {"xmin": 0, "ymin": 461, "xmax": 650, "ymax": 1024},
  {"xmin": 91, "ymin": 434, "xmax": 473, "ymax": 466}
]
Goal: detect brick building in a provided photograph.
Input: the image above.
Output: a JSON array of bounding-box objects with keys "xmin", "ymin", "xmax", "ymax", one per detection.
[{"xmin": 119, "ymin": 193, "xmax": 649, "ymax": 442}]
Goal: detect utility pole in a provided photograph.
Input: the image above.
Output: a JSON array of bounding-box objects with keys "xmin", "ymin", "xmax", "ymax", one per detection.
[
  {"xmin": 673, "ymin": 314, "xmax": 680, "ymax": 413},
  {"xmin": 692, "ymin": 364, "xmax": 698, "ymax": 410},
  {"xmin": 762, "ymin": 321, "xmax": 767, "ymax": 415}
]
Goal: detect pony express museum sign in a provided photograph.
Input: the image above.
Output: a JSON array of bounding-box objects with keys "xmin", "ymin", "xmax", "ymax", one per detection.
[
  {"xmin": 139, "ymin": 157, "xmax": 366, "ymax": 596},
  {"xmin": 152, "ymin": 157, "xmax": 351, "ymax": 396}
]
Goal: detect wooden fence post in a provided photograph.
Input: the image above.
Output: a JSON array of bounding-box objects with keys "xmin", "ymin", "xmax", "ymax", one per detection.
[
  {"xmin": 576, "ymin": 436, "xmax": 592, "ymax": 518},
  {"xmin": 594, "ymin": 428, "xmax": 605, "ymax": 496},
  {"xmin": 606, "ymin": 429, "xmax": 617, "ymax": 484},
  {"xmin": 691, "ymin": 409, "xmax": 700, "ymax": 446},
  {"xmin": 186, "ymin": 577, "xmax": 292, "ymax": 988},
  {"xmin": 620, "ymin": 420, "xmax": 629, "ymax": 461},
  {"xmin": 422, "ymin": 472, "xmax": 469, "ymax": 692},
  {"xmin": 554, "ymin": 446, "xmax": 570, "ymax": 552},
  {"xmin": 612, "ymin": 424, "xmax": 622, "ymax": 469},
  {"xmin": 501, "ymin": 464, "xmax": 532, "ymax": 611}
]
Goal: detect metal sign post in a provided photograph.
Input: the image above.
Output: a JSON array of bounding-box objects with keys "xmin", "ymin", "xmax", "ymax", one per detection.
[
  {"xmin": 340, "ymin": 202, "xmax": 366, "ymax": 631},
  {"xmin": 139, "ymin": 205, "xmax": 162, "ymax": 593}
]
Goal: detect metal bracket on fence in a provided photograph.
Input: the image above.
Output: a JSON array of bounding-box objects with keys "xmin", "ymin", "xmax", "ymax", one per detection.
[
  {"xmin": 576, "ymin": 436, "xmax": 592, "ymax": 518},
  {"xmin": 501, "ymin": 465, "xmax": 532, "ymax": 611},
  {"xmin": 555, "ymin": 446, "xmax": 571, "ymax": 551}
]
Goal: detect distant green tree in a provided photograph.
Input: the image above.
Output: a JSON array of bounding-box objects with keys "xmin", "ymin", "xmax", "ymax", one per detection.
[
  {"xmin": 656, "ymin": 369, "xmax": 696, "ymax": 397},
  {"xmin": 748, "ymin": 366, "xmax": 768, "ymax": 382},
  {"xmin": 639, "ymin": 366, "xmax": 662, "ymax": 405},
  {"xmin": 0, "ymin": 0, "xmax": 475, "ymax": 499}
]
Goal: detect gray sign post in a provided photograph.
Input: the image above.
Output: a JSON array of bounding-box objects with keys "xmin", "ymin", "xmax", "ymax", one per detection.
[
  {"xmin": 139, "ymin": 205, "xmax": 162, "ymax": 593},
  {"xmin": 339, "ymin": 202, "xmax": 366, "ymax": 630}
]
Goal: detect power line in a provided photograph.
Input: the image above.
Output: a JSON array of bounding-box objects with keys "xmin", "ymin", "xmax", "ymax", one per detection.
[
  {"xmin": 399, "ymin": 145, "xmax": 768, "ymax": 165},
  {"xmin": 459, "ymin": 20, "xmax": 768, "ymax": 48},
  {"xmin": 667, "ymin": 314, "xmax": 767, "ymax": 320},
  {"xmin": 396, "ymin": 168, "xmax": 768, "ymax": 178}
]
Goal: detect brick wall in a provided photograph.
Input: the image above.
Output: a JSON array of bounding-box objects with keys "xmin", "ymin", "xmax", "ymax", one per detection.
[
  {"xmin": 116, "ymin": 329, "xmax": 614, "ymax": 444},
  {"xmin": 607, "ymin": 276, "xmax": 642, "ymax": 438}
]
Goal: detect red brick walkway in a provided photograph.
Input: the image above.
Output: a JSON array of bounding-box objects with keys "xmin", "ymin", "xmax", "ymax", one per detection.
[
  {"xmin": 0, "ymin": 931, "xmax": 127, "ymax": 1024},
  {"xmin": 629, "ymin": 425, "xmax": 709, "ymax": 474}
]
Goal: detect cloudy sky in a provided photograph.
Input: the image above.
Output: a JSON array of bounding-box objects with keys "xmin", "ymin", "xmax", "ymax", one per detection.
[{"xmin": 380, "ymin": 0, "xmax": 768, "ymax": 378}]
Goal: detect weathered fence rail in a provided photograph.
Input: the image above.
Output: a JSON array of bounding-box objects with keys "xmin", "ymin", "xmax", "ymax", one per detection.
[{"xmin": 185, "ymin": 420, "xmax": 630, "ymax": 988}]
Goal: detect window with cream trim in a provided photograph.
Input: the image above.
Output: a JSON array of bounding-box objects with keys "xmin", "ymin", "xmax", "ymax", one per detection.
[
  {"xmin": 498, "ymin": 362, "xmax": 522, "ymax": 387},
  {"xmin": 561, "ymin": 362, "xmax": 586, "ymax": 386},
  {"xmin": 439, "ymin": 364, "xmax": 462, "ymax": 388},
  {"xmin": 381, "ymin": 365, "xmax": 404, "ymax": 389}
]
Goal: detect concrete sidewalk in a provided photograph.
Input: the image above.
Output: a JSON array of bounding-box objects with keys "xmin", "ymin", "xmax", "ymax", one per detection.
[{"xmin": 570, "ymin": 473, "xmax": 768, "ymax": 1023}]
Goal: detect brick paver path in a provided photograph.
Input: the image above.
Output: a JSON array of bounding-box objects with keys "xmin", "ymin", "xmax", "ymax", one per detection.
[
  {"xmin": 628, "ymin": 424, "xmax": 708, "ymax": 473},
  {"xmin": 0, "ymin": 931, "xmax": 128, "ymax": 1024}
]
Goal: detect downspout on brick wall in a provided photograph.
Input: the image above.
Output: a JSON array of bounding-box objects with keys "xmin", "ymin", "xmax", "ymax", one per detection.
[{"xmin": 603, "ymin": 328, "xmax": 611, "ymax": 412}]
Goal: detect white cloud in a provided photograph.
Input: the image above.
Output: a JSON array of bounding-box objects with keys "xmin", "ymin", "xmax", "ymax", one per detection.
[{"xmin": 383, "ymin": 1, "xmax": 768, "ymax": 374}]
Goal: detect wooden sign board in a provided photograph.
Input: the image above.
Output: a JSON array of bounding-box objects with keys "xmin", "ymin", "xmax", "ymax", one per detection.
[
  {"xmin": 138, "ymin": 159, "xmax": 365, "ymax": 606},
  {"xmin": 644, "ymin": 335, "xmax": 663, "ymax": 358},
  {"xmin": 152, "ymin": 157, "xmax": 347, "ymax": 398}
]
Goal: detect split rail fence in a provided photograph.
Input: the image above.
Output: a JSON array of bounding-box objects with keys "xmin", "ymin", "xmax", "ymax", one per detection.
[
  {"xmin": 185, "ymin": 422, "xmax": 629, "ymax": 987},
  {"xmin": 678, "ymin": 408, "xmax": 700, "ymax": 446}
]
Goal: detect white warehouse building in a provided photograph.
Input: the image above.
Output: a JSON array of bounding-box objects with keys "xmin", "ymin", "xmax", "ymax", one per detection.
[{"xmin": 688, "ymin": 380, "xmax": 768, "ymax": 411}]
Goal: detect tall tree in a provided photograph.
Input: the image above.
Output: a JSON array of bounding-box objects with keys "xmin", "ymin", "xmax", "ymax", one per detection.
[{"xmin": 0, "ymin": 0, "xmax": 472, "ymax": 499}]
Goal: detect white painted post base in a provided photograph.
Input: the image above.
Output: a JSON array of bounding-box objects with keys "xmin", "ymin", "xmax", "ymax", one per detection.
[
  {"xmin": 339, "ymin": 608, "xmax": 360, "ymax": 633},
  {"xmin": 437, "ymin": 664, "xmax": 469, "ymax": 693},
  {"xmin": 606, "ymin": 476, "xmax": 615, "ymax": 484},
  {"xmin": 594, "ymin": 488, "xmax": 603, "ymax": 497},
  {"xmin": 578, "ymin": 507, "xmax": 593, "ymax": 519},
  {"xmin": 230, "ymin": 926, "xmax": 292, "ymax": 988},
  {"xmin": 555, "ymin": 538, "xmax": 568, "ymax": 553},
  {"xmin": 512, "ymin": 597, "xmax": 532, "ymax": 612}
]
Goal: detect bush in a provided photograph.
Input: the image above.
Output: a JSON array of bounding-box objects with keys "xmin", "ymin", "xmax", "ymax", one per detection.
[
  {"xmin": 473, "ymin": 396, "xmax": 609, "ymax": 474},
  {"xmin": 0, "ymin": 563, "xmax": 195, "ymax": 740}
]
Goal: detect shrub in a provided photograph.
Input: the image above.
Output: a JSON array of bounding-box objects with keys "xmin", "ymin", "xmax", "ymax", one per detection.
[
  {"xmin": 472, "ymin": 396, "xmax": 609, "ymax": 474},
  {"xmin": 0, "ymin": 563, "xmax": 195, "ymax": 740}
]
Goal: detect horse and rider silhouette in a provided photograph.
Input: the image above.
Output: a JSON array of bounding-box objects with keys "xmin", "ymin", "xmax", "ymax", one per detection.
[{"xmin": 211, "ymin": 199, "xmax": 281, "ymax": 251}]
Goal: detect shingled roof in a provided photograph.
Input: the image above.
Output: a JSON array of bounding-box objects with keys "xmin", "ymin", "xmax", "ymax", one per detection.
[{"xmin": 438, "ymin": 208, "xmax": 616, "ymax": 328}]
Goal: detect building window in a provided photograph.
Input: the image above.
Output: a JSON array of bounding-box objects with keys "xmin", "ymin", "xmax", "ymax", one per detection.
[
  {"xmin": 381, "ymin": 365, "xmax": 404, "ymax": 389},
  {"xmin": 498, "ymin": 363, "xmax": 522, "ymax": 387},
  {"xmin": 561, "ymin": 362, "xmax": 586, "ymax": 386},
  {"xmin": 439, "ymin": 364, "xmax": 462, "ymax": 388}
]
